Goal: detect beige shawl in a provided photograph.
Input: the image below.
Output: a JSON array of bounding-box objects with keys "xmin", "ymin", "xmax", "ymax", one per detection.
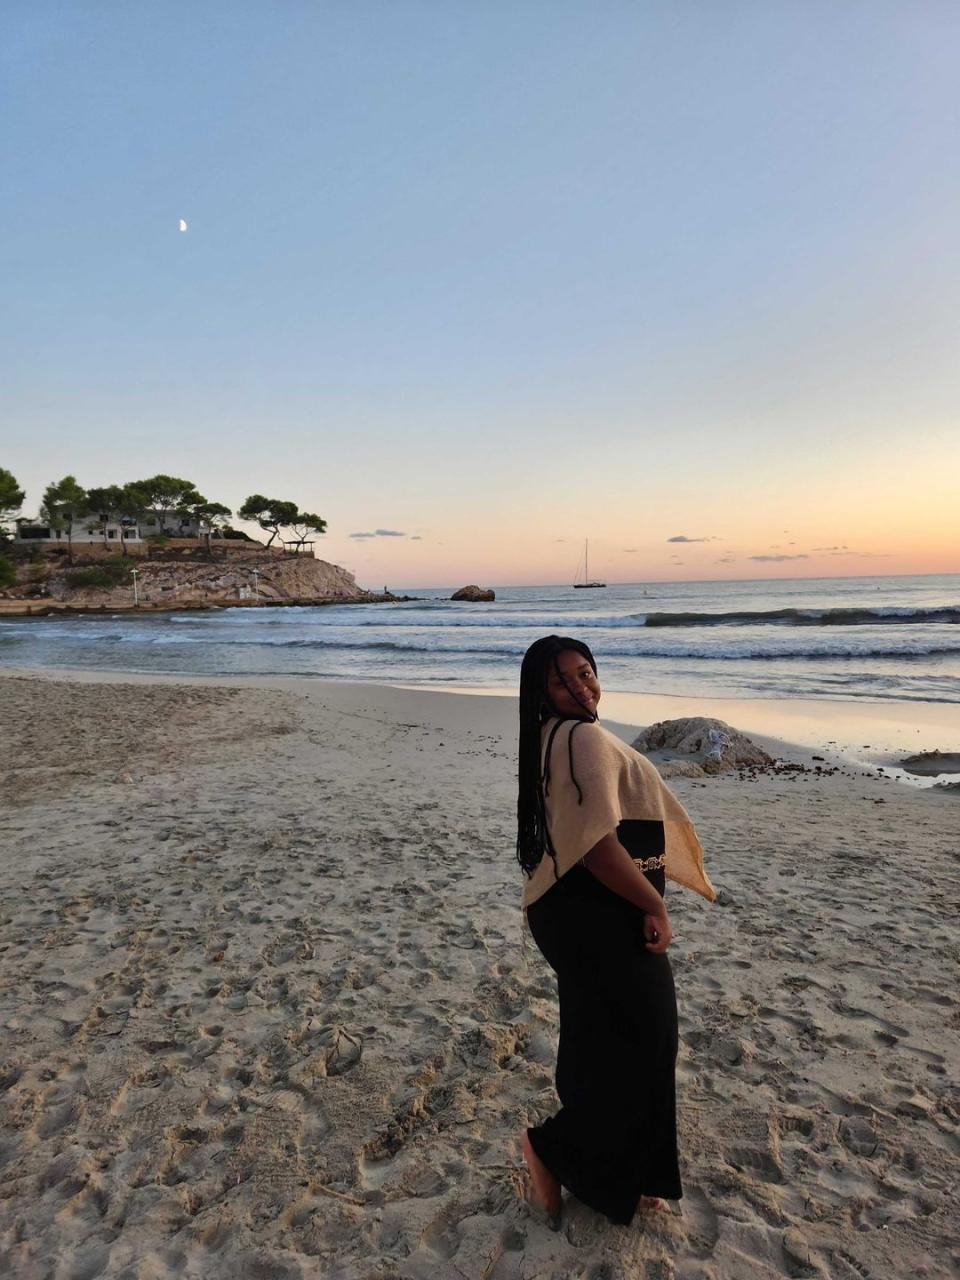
[{"xmin": 522, "ymin": 716, "xmax": 716, "ymax": 908}]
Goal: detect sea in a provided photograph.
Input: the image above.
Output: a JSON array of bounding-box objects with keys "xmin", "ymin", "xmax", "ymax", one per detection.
[{"xmin": 2, "ymin": 573, "xmax": 959, "ymax": 707}]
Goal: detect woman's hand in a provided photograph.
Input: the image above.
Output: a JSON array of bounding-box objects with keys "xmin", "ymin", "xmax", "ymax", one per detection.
[
  {"xmin": 643, "ymin": 908, "xmax": 672, "ymax": 954},
  {"xmin": 583, "ymin": 833, "xmax": 674, "ymax": 953}
]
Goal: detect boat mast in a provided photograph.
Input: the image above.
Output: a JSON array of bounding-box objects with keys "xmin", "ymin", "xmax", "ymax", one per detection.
[{"xmin": 584, "ymin": 539, "xmax": 588, "ymax": 583}]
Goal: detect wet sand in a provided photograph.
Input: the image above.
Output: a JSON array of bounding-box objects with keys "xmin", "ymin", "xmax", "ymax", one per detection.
[{"xmin": 0, "ymin": 670, "xmax": 957, "ymax": 1279}]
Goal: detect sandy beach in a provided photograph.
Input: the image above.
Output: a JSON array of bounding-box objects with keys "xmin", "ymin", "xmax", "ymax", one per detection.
[{"xmin": 1, "ymin": 670, "xmax": 957, "ymax": 1280}]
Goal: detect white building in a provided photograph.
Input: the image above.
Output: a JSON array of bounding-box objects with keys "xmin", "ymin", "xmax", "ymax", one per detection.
[{"xmin": 14, "ymin": 510, "xmax": 207, "ymax": 545}]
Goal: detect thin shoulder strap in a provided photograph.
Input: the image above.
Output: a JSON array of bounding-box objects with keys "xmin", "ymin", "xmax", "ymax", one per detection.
[
  {"xmin": 567, "ymin": 719, "xmax": 586, "ymax": 804},
  {"xmin": 542, "ymin": 715, "xmax": 590, "ymax": 804},
  {"xmin": 541, "ymin": 718, "xmax": 566, "ymax": 796}
]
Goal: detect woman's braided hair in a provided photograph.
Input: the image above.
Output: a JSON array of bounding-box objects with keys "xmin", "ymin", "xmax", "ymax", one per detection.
[{"xmin": 516, "ymin": 635, "xmax": 599, "ymax": 878}]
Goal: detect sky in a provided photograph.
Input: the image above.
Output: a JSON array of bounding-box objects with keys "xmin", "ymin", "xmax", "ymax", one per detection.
[{"xmin": 2, "ymin": 2, "xmax": 958, "ymax": 588}]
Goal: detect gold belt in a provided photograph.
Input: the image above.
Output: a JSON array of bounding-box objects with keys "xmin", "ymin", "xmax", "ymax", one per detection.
[{"xmin": 633, "ymin": 854, "xmax": 666, "ymax": 872}]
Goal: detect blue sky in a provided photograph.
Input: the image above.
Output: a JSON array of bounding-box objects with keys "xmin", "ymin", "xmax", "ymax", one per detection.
[{"xmin": 3, "ymin": 2, "xmax": 958, "ymax": 585}]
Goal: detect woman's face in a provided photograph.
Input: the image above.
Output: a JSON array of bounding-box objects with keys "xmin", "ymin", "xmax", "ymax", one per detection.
[{"xmin": 544, "ymin": 649, "xmax": 601, "ymax": 718}]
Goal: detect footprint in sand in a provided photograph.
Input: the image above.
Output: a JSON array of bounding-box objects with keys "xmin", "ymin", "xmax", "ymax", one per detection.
[
  {"xmin": 286, "ymin": 1026, "xmax": 362, "ymax": 1084},
  {"xmin": 402, "ymin": 1163, "xmax": 449, "ymax": 1198},
  {"xmin": 56, "ymin": 1244, "xmax": 111, "ymax": 1280},
  {"xmin": 839, "ymin": 1116, "xmax": 879, "ymax": 1157},
  {"xmin": 679, "ymin": 1182, "xmax": 720, "ymax": 1259},
  {"xmin": 420, "ymin": 1210, "xmax": 462, "ymax": 1260},
  {"xmin": 774, "ymin": 1112, "xmax": 815, "ymax": 1142},
  {"xmin": 725, "ymin": 1146, "xmax": 785, "ymax": 1184},
  {"xmin": 31, "ymin": 1097, "xmax": 78, "ymax": 1141}
]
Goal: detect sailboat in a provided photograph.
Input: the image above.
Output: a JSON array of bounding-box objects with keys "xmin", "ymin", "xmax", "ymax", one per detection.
[{"xmin": 573, "ymin": 539, "xmax": 606, "ymax": 589}]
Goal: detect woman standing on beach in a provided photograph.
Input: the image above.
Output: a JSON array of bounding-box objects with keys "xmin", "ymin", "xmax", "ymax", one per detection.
[{"xmin": 516, "ymin": 635, "xmax": 715, "ymax": 1227}]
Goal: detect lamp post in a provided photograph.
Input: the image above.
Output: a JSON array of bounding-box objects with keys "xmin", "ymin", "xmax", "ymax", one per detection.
[
  {"xmin": 252, "ymin": 569, "xmax": 260, "ymax": 601},
  {"xmin": 131, "ymin": 568, "xmax": 140, "ymax": 607}
]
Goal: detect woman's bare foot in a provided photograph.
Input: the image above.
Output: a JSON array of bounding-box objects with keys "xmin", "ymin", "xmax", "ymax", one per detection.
[
  {"xmin": 520, "ymin": 1130, "xmax": 561, "ymax": 1220},
  {"xmin": 637, "ymin": 1195, "xmax": 665, "ymax": 1212}
]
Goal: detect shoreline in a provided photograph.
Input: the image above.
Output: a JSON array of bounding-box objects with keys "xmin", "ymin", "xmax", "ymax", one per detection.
[
  {"xmin": 0, "ymin": 593, "xmax": 412, "ymax": 617},
  {"xmin": 412, "ymin": 682, "xmax": 960, "ymax": 785},
  {"xmin": 2, "ymin": 664, "xmax": 957, "ymax": 785}
]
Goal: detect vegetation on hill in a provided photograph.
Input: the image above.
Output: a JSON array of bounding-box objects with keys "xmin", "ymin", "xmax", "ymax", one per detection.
[
  {"xmin": 237, "ymin": 496, "xmax": 328, "ymax": 549},
  {"xmin": 0, "ymin": 468, "xmax": 26, "ymax": 534},
  {"xmin": 62, "ymin": 558, "xmax": 132, "ymax": 589},
  {"xmin": 3, "ymin": 466, "xmax": 328, "ymax": 557}
]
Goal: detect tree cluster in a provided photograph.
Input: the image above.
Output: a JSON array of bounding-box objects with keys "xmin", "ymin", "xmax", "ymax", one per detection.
[
  {"xmin": 237, "ymin": 496, "xmax": 327, "ymax": 549},
  {"xmin": 0, "ymin": 468, "xmax": 328, "ymax": 558},
  {"xmin": 0, "ymin": 470, "xmax": 232, "ymax": 559}
]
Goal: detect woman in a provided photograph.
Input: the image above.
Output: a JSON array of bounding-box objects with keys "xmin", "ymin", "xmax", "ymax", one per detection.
[{"xmin": 516, "ymin": 635, "xmax": 715, "ymax": 1228}]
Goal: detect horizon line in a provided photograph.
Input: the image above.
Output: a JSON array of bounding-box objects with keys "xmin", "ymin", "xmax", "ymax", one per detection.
[{"xmin": 371, "ymin": 569, "xmax": 960, "ymax": 591}]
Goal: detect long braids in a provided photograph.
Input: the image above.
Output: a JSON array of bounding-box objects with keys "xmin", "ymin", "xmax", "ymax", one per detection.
[{"xmin": 516, "ymin": 635, "xmax": 599, "ymax": 878}]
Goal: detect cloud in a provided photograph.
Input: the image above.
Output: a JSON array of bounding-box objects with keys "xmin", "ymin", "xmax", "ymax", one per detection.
[
  {"xmin": 410, "ymin": 535, "xmax": 422, "ymax": 541},
  {"xmin": 812, "ymin": 547, "xmax": 892, "ymax": 558},
  {"xmin": 667, "ymin": 535, "xmax": 712, "ymax": 543},
  {"xmin": 349, "ymin": 532, "xmax": 375, "ymax": 539},
  {"xmin": 623, "ymin": 547, "xmax": 638, "ymax": 553},
  {"xmin": 749, "ymin": 554, "xmax": 809, "ymax": 562},
  {"xmin": 715, "ymin": 556, "xmax": 736, "ymax": 563},
  {"xmin": 350, "ymin": 528, "xmax": 407, "ymax": 539}
]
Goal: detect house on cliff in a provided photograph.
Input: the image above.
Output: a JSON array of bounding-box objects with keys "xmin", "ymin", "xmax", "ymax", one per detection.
[{"xmin": 14, "ymin": 510, "xmax": 207, "ymax": 546}]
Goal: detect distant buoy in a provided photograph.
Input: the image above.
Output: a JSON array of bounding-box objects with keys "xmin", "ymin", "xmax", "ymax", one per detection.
[{"xmin": 179, "ymin": 219, "xmax": 188, "ymax": 232}]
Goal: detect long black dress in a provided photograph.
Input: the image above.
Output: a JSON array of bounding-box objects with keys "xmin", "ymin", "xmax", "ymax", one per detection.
[{"xmin": 524, "ymin": 818, "xmax": 681, "ymax": 1224}]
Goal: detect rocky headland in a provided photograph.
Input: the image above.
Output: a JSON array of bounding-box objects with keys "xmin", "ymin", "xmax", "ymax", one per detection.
[{"xmin": 0, "ymin": 545, "xmax": 384, "ymax": 614}]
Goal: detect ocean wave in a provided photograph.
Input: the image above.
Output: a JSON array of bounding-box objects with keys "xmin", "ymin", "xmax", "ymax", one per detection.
[
  {"xmin": 164, "ymin": 603, "xmax": 960, "ymax": 630},
  {"xmin": 136, "ymin": 633, "xmax": 960, "ymax": 660},
  {"xmin": 0, "ymin": 626, "xmax": 131, "ymax": 642},
  {"xmin": 641, "ymin": 606, "xmax": 960, "ymax": 627},
  {"xmin": 170, "ymin": 610, "xmax": 647, "ymax": 629}
]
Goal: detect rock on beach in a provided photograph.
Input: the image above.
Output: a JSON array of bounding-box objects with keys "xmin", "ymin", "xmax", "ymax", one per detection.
[
  {"xmin": 632, "ymin": 716, "xmax": 774, "ymax": 776},
  {"xmin": 898, "ymin": 749, "xmax": 960, "ymax": 776}
]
